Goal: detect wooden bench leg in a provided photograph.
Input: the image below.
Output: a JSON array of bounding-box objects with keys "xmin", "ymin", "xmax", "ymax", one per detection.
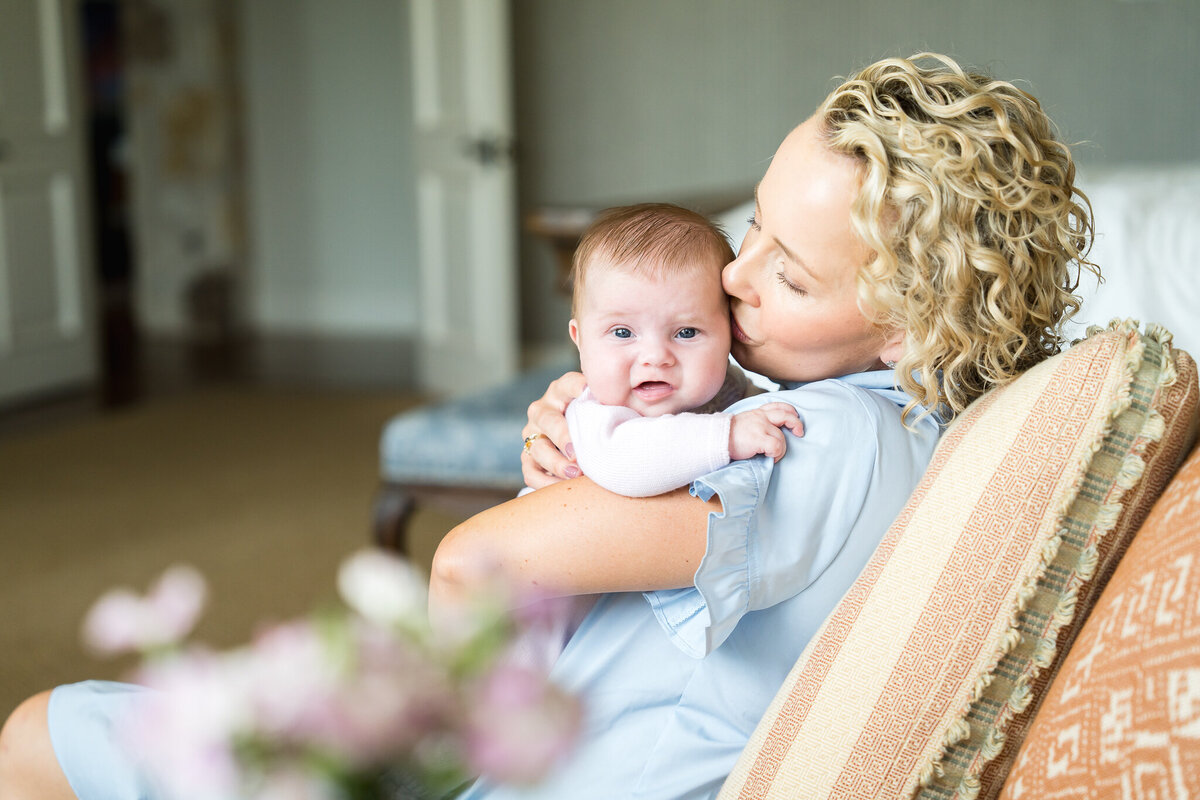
[{"xmin": 373, "ymin": 483, "xmax": 416, "ymax": 555}]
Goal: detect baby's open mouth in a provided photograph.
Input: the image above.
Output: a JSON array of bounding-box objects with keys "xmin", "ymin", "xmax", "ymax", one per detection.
[{"xmin": 633, "ymin": 381, "xmax": 674, "ymax": 400}]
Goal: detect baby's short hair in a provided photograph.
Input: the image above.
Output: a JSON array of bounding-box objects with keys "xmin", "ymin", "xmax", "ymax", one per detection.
[{"xmin": 570, "ymin": 203, "xmax": 736, "ymax": 317}]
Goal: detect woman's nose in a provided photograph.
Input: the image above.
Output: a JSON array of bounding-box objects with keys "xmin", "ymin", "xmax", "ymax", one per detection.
[{"xmin": 722, "ymin": 251, "xmax": 759, "ymax": 306}]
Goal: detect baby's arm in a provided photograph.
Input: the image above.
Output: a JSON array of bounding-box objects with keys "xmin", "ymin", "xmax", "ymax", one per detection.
[
  {"xmin": 567, "ymin": 395, "xmax": 803, "ymax": 497},
  {"xmin": 728, "ymin": 402, "xmax": 804, "ymax": 462},
  {"xmin": 567, "ymin": 395, "xmax": 732, "ymax": 497}
]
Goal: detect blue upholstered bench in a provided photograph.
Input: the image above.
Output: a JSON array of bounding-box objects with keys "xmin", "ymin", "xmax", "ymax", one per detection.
[{"xmin": 373, "ymin": 361, "xmax": 577, "ymax": 553}]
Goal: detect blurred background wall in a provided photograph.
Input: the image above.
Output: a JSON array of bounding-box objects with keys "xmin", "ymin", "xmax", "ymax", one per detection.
[
  {"xmin": 511, "ymin": 0, "xmax": 1200, "ymax": 347},
  {"xmin": 2, "ymin": 0, "xmax": 1196, "ymax": 410},
  {"xmin": 239, "ymin": 0, "xmax": 418, "ymax": 386}
]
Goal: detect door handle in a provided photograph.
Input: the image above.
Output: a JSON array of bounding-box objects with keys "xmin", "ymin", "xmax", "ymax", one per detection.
[{"xmin": 464, "ymin": 135, "xmax": 516, "ymax": 167}]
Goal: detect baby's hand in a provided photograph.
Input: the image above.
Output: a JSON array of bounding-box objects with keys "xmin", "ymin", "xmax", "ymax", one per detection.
[{"xmin": 728, "ymin": 402, "xmax": 804, "ymax": 462}]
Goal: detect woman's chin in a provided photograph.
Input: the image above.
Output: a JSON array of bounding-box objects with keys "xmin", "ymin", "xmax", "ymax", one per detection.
[{"xmin": 731, "ymin": 349, "xmax": 778, "ymax": 383}]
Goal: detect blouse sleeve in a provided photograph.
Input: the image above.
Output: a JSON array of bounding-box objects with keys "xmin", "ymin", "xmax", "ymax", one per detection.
[{"xmin": 643, "ymin": 381, "xmax": 893, "ymax": 658}]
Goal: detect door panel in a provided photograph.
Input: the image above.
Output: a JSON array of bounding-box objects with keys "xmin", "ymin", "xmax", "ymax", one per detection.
[
  {"xmin": 0, "ymin": 0, "xmax": 95, "ymax": 405},
  {"xmin": 411, "ymin": 0, "xmax": 519, "ymax": 395}
]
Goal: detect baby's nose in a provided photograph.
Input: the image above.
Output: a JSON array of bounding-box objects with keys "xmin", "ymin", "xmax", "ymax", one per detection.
[{"xmin": 640, "ymin": 340, "xmax": 675, "ymax": 366}]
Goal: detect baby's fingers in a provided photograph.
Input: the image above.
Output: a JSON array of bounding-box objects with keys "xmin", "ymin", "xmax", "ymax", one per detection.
[
  {"xmin": 762, "ymin": 426, "xmax": 789, "ymax": 462},
  {"xmin": 757, "ymin": 402, "xmax": 804, "ymax": 437}
]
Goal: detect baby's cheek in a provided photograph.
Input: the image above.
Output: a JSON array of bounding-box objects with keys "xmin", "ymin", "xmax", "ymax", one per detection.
[{"xmin": 585, "ymin": 371, "xmax": 631, "ymax": 407}]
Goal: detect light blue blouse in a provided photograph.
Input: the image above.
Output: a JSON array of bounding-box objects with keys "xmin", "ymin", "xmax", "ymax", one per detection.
[
  {"xmin": 460, "ymin": 369, "xmax": 942, "ymax": 799},
  {"xmin": 49, "ymin": 369, "xmax": 940, "ymax": 800}
]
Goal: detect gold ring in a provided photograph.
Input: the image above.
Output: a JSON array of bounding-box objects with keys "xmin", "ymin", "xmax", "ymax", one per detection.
[{"xmin": 523, "ymin": 433, "xmax": 545, "ymax": 454}]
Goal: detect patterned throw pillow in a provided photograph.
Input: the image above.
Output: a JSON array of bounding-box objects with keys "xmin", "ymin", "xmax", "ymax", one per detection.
[
  {"xmin": 997, "ymin": 441, "xmax": 1200, "ymax": 799},
  {"xmin": 718, "ymin": 322, "xmax": 1199, "ymax": 800}
]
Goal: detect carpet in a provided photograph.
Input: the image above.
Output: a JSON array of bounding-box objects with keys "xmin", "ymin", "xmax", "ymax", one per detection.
[{"xmin": 0, "ymin": 386, "xmax": 461, "ymax": 718}]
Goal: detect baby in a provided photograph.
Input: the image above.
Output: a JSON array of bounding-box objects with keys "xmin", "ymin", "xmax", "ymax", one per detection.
[
  {"xmin": 561, "ymin": 202, "xmax": 803, "ymax": 497},
  {"xmin": 512, "ymin": 203, "xmax": 803, "ymax": 672},
  {"xmin": 511, "ymin": 203, "xmax": 801, "ymax": 671}
]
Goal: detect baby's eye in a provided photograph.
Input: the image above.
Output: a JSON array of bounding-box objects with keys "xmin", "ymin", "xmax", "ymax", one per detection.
[
  {"xmin": 676, "ymin": 327, "xmax": 698, "ymax": 340},
  {"xmin": 612, "ymin": 327, "xmax": 633, "ymax": 339}
]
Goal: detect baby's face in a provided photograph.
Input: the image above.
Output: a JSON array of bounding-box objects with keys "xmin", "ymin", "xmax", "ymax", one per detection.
[{"xmin": 569, "ymin": 263, "xmax": 732, "ymax": 417}]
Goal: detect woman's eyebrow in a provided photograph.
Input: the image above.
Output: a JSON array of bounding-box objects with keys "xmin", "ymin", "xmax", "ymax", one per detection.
[
  {"xmin": 755, "ymin": 185, "xmax": 821, "ymax": 286},
  {"xmin": 774, "ymin": 236, "xmax": 821, "ymax": 283}
]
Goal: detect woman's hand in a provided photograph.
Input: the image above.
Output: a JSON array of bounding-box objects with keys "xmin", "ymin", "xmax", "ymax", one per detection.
[{"xmin": 521, "ymin": 371, "xmax": 587, "ymax": 489}]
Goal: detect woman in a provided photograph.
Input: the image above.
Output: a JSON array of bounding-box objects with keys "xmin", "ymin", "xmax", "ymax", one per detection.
[
  {"xmin": 0, "ymin": 53, "xmax": 1092, "ymax": 800},
  {"xmin": 433, "ymin": 53, "xmax": 1092, "ymax": 800}
]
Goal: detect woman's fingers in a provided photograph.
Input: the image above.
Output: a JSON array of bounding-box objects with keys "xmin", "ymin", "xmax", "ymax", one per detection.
[
  {"xmin": 539, "ymin": 372, "xmax": 587, "ymax": 418},
  {"xmin": 521, "ymin": 450, "xmax": 559, "ymax": 489},
  {"xmin": 521, "ymin": 435, "xmax": 578, "ymax": 488},
  {"xmin": 521, "ymin": 427, "xmax": 581, "ymax": 486},
  {"xmin": 521, "ymin": 371, "xmax": 586, "ymax": 486}
]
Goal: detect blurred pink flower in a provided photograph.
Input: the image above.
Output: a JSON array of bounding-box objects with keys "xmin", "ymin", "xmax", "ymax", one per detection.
[
  {"xmin": 122, "ymin": 650, "xmax": 250, "ymax": 800},
  {"xmin": 323, "ymin": 623, "xmax": 458, "ymax": 765},
  {"xmin": 88, "ymin": 555, "xmax": 582, "ymax": 798},
  {"xmin": 337, "ymin": 549, "xmax": 427, "ymax": 627},
  {"xmin": 249, "ymin": 768, "xmax": 334, "ymax": 800},
  {"xmin": 242, "ymin": 620, "xmax": 344, "ymax": 742},
  {"xmin": 242, "ymin": 618, "xmax": 457, "ymax": 769},
  {"xmin": 79, "ymin": 589, "xmax": 145, "ymax": 655},
  {"xmin": 466, "ymin": 663, "xmax": 583, "ymax": 785},
  {"xmin": 82, "ymin": 565, "xmax": 208, "ymax": 656}
]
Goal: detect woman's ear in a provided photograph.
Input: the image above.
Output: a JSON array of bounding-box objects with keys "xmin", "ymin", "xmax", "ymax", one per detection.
[
  {"xmin": 880, "ymin": 328, "xmax": 905, "ymax": 366},
  {"xmin": 568, "ymin": 319, "xmax": 581, "ymax": 349}
]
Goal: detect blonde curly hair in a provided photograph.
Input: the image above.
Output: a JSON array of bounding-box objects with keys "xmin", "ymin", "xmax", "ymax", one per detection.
[{"xmin": 818, "ymin": 53, "xmax": 1098, "ymax": 421}]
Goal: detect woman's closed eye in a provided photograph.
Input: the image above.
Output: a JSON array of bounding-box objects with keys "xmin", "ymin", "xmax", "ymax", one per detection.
[
  {"xmin": 746, "ymin": 213, "xmax": 760, "ymax": 232},
  {"xmin": 776, "ymin": 271, "xmax": 807, "ymax": 296}
]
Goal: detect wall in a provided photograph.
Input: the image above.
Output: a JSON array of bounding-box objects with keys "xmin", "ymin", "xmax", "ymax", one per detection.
[
  {"xmin": 512, "ymin": 0, "xmax": 1200, "ymax": 347},
  {"xmin": 239, "ymin": 0, "xmax": 417, "ymax": 341},
  {"xmin": 122, "ymin": 0, "xmax": 1197, "ymax": 376}
]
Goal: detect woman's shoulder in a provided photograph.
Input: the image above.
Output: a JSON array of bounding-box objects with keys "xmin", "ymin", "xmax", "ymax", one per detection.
[
  {"xmin": 741, "ymin": 373, "xmax": 910, "ymax": 425},
  {"xmin": 748, "ymin": 375, "xmax": 941, "ymax": 464}
]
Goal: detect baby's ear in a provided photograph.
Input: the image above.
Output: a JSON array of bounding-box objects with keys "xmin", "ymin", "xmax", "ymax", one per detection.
[{"xmin": 568, "ymin": 319, "xmax": 581, "ymax": 348}]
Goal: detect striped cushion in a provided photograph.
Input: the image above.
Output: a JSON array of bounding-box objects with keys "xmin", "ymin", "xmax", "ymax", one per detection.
[
  {"xmin": 997, "ymin": 440, "xmax": 1200, "ymax": 799},
  {"xmin": 718, "ymin": 321, "xmax": 1199, "ymax": 800}
]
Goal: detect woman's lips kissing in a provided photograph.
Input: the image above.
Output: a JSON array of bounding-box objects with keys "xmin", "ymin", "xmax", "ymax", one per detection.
[{"xmin": 731, "ymin": 314, "xmax": 752, "ymax": 344}]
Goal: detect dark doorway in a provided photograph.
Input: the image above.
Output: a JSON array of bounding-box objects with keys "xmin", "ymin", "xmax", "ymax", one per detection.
[{"xmin": 81, "ymin": 0, "xmax": 141, "ymax": 407}]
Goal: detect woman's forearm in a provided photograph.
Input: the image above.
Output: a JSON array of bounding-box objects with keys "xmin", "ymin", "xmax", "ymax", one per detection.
[{"xmin": 429, "ymin": 476, "xmax": 716, "ymax": 622}]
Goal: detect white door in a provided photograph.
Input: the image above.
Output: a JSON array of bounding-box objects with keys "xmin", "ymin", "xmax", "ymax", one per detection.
[
  {"xmin": 410, "ymin": 0, "xmax": 519, "ymax": 395},
  {"xmin": 0, "ymin": 0, "xmax": 95, "ymax": 406}
]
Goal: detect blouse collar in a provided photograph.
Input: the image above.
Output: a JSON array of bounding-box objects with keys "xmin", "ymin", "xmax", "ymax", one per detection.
[{"xmin": 778, "ymin": 368, "xmax": 946, "ymax": 424}]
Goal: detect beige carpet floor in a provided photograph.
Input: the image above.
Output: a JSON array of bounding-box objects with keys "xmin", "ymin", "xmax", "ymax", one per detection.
[{"xmin": 0, "ymin": 386, "xmax": 461, "ymax": 719}]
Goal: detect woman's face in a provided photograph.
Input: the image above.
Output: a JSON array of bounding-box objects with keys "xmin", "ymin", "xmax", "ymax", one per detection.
[{"xmin": 723, "ymin": 117, "xmax": 891, "ymax": 384}]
